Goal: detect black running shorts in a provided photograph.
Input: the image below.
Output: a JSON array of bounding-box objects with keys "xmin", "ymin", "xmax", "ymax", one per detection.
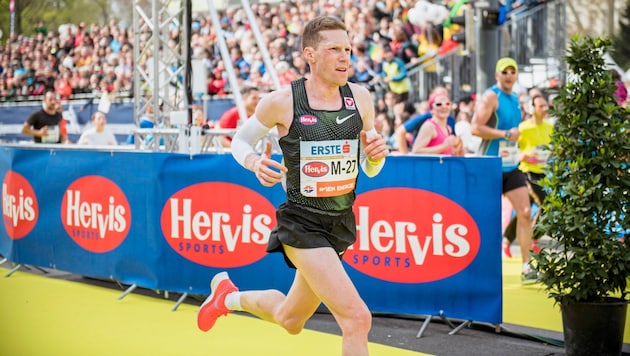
[
  {"xmin": 525, "ymin": 171, "xmax": 547, "ymax": 205},
  {"xmin": 267, "ymin": 202, "xmax": 357, "ymax": 269},
  {"xmin": 502, "ymin": 168, "xmax": 528, "ymax": 194}
]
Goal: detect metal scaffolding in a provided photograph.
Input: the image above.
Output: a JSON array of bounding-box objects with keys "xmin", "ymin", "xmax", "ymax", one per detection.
[
  {"xmin": 130, "ymin": 0, "xmax": 281, "ymax": 153},
  {"xmin": 132, "ymin": 0, "xmax": 191, "ymax": 151}
]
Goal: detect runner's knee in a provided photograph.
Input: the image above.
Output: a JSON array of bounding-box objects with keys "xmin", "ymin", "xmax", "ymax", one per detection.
[
  {"xmin": 516, "ymin": 204, "xmax": 531, "ymax": 222},
  {"xmin": 337, "ymin": 304, "xmax": 372, "ymax": 335},
  {"xmin": 276, "ymin": 310, "xmax": 309, "ymax": 335}
]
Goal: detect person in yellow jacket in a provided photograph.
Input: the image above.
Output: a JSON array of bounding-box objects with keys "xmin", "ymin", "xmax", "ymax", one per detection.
[
  {"xmin": 380, "ymin": 45, "xmax": 411, "ymax": 102},
  {"xmin": 504, "ymin": 93, "xmax": 554, "ymax": 254},
  {"xmin": 518, "ymin": 94, "xmax": 554, "ymax": 178}
]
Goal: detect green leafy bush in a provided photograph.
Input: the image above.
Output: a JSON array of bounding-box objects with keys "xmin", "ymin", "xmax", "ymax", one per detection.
[{"xmin": 533, "ymin": 35, "xmax": 630, "ymax": 305}]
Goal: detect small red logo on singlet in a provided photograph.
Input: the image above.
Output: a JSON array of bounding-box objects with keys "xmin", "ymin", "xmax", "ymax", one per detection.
[
  {"xmin": 299, "ymin": 115, "xmax": 318, "ymax": 125},
  {"xmin": 344, "ymin": 97, "xmax": 356, "ymax": 110}
]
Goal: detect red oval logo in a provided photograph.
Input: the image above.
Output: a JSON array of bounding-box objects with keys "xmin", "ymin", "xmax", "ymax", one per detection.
[
  {"xmin": 299, "ymin": 115, "xmax": 317, "ymax": 125},
  {"xmin": 161, "ymin": 182, "xmax": 275, "ymax": 268},
  {"xmin": 61, "ymin": 176, "xmax": 131, "ymax": 253},
  {"xmin": 2, "ymin": 171, "xmax": 38, "ymax": 240},
  {"xmin": 344, "ymin": 187, "xmax": 480, "ymax": 283},
  {"xmin": 302, "ymin": 161, "xmax": 329, "ymax": 177}
]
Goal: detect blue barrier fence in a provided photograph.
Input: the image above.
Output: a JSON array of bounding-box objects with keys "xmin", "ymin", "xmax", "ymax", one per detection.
[
  {"xmin": 0, "ymin": 98, "xmax": 236, "ymax": 143},
  {"xmin": 0, "ymin": 145, "xmax": 503, "ymax": 323}
]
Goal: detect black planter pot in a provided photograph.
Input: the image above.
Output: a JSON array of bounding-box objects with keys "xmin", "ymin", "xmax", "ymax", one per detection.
[{"xmin": 561, "ymin": 298, "xmax": 628, "ymax": 356}]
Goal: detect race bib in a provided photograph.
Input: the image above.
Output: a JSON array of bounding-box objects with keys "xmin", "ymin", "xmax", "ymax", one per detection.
[
  {"xmin": 41, "ymin": 125, "xmax": 60, "ymax": 143},
  {"xmin": 499, "ymin": 141, "xmax": 519, "ymax": 167},
  {"xmin": 531, "ymin": 146, "xmax": 551, "ymax": 164},
  {"xmin": 299, "ymin": 139, "xmax": 359, "ymax": 197}
]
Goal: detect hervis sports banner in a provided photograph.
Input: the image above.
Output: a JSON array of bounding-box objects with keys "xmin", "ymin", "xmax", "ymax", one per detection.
[{"xmin": 0, "ymin": 145, "xmax": 502, "ymax": 324}]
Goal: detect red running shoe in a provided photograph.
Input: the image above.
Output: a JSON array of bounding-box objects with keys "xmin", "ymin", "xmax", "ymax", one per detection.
[
  {"xmin": 197, "ymin": 272, "xmax": 238, "ymax": 332},
  {"xmin": 502, "ymin": 238, "xmax": 512, "ymax": 258}
]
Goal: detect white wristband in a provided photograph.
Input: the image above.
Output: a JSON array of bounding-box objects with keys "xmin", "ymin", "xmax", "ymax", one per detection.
[
  {"xmin": 360, "ymin": 128, "xmax": 385, "ymax": 177},
  {"xmin": 231, "ymin": 115, "xmax": 271, "ymax": 168}
]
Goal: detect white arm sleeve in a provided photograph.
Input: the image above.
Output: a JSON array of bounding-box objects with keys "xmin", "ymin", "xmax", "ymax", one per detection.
[
  {"xmin": 360, "ymin": 128, "xmax": 386, "ymax": 177},
  {"xmin": 231, "ymin": 115, "xmax": 272, "ymax": 169}
]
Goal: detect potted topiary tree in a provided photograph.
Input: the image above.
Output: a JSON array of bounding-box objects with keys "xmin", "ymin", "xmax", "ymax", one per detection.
[{"xmin": 532, "ymin": 35, "xmax": 630, "ymax": 356}]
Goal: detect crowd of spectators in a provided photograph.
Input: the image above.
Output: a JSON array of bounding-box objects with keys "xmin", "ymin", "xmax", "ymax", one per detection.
[
  {"xmin": 0, "ymin": 0, "xmax": 548, "ymax": 102},
  {"xmin": 0, "ymin": 20, "xmax": 133, "ymax": 101},
  {"xmin": 1, "ymin": 0, "xmax": 553, "ymax": 151}
]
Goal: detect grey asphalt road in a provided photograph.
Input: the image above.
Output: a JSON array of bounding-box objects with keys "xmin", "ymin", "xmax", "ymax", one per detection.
[{"xmin": 304, "ymin": 307, "xmax": 567, "ymax": 356}]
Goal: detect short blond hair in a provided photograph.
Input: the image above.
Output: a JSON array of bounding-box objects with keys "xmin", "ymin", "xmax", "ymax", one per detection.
[{"xmin": 301, "ymin": 16, "xmax": 347, "ymax": 51}]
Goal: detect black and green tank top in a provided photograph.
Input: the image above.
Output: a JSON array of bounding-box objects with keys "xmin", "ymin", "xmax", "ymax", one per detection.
[{"xmin": 279, "ymin": 78, "xmax": 363, "ymax": 213}]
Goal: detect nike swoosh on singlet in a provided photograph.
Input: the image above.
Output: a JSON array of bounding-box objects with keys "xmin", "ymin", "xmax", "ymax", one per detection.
[{"xmin": 335, "ymin": 113, "xmax": 355, "ymax": 124}]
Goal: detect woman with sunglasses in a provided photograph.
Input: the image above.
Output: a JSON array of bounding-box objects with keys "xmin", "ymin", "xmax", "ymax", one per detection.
[{"xmin": 410, "ymin": 92, "xmax": 463, "ymax": 155}]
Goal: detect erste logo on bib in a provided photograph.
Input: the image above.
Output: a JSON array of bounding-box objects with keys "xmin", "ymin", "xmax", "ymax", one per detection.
[
  {"xmin": 345, "ymin": 187, "xmax": 481, "ymax": 283},
  {"xmin": 61, "ymin": 176, "xmax": 131, "ymax": 253},
  {"xmin": 161, "ymin": 182, "xmax": 275, "ymax": 268},
  {"xmin": 2, "ymin": 171, "xmax": 38, "ymax": 240}
]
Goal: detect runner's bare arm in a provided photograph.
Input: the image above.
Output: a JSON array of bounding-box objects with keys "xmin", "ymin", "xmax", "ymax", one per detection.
[
  {"xmin": 231, "ymin": 89, "xmax": 289, "ymax": 186},
  {"xmin": 471, "ymin": 90, "xmax": 507, "ymax": 139}
]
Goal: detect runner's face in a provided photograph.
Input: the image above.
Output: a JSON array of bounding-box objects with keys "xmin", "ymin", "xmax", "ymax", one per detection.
[
  {"xmin": 533, "ymin": 97, "xmax": 548, "ymax": 117},
  {"xmin": 496, "ymin": 66, "xmax": 517, "ymax": 90},
  {"xmin": 310, "ymin": 30, "xmax": 351, "ymax": 86}
]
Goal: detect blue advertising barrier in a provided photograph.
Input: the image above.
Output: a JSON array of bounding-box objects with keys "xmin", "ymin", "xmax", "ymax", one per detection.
[{"xmin": 0, "ymin": 145, "xmax": 502, "ymax": 324}]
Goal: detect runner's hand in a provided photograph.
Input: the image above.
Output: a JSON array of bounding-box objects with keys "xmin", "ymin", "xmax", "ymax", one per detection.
[
  {"xmin": 253, "ymin": 141, "xmax": 287, "ymax": 187},
  {"xmin": 361, "ymin": 130, "xmax": 388, "ymax": 162}
]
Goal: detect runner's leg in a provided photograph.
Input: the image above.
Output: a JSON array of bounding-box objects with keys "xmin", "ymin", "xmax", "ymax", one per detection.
[
  {"xmin": 239, "ymin": 269, "xmax": 321, "ymax": 334},
  {"xmin": 505, "ymin": 186, "xmax": 533, "ymax": 264},
  {"xmin": 284, "ymin": 246, "xmax": 371, "ymax": 356}
]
